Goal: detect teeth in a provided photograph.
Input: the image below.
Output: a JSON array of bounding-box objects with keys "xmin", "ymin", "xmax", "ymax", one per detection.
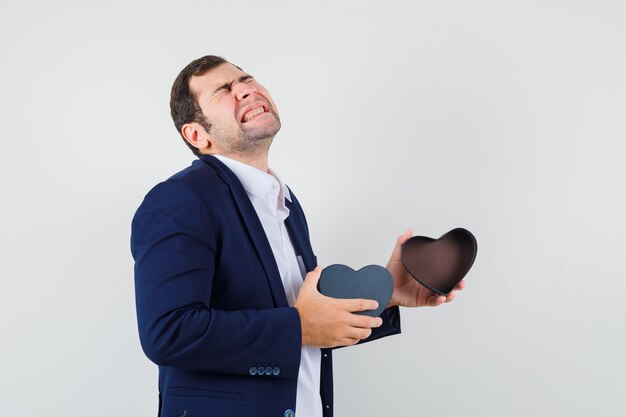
[{"xmin": 243, "ymin": 106, "xmax": 265, "ymax": 122}]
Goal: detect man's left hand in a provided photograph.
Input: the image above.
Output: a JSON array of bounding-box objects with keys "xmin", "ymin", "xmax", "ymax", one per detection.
[{"xmin": 386, "ymin": 228, "xmax": 465, "ymax": 308}]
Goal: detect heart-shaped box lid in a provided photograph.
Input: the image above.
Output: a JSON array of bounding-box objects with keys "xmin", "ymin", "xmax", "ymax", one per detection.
[{"xmin": 318, "ymin": 264, "xmax": 393, "ymax": 317}]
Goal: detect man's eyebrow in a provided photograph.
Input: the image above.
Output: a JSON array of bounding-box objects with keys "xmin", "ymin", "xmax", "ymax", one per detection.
[{"xmin": 212, "ymin": 75, "xmax": 254, "ymax": 95}]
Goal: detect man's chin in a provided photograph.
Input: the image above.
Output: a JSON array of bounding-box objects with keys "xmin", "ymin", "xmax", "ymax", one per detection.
[{"xmin": 242, "ymin": 119, "xmax": 281, "ymax": 140}]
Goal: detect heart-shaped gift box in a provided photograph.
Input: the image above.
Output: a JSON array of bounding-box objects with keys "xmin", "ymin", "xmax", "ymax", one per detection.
[
  {"xmin": 318, "ymin": 264, "xmax": 393, "ymax": 317},
  {"xmin": 401, "ymin": 228, "xmax": 477, "ymax": 295}
]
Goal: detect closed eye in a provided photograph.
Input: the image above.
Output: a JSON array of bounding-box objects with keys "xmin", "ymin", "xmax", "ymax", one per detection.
[
  {"xmin": 209, "ymin": 75, "xmax": 254, "ymax": 102},
  {"xmin": 209, "ymin": 89, "xmax": 228, "ymax": 103}
]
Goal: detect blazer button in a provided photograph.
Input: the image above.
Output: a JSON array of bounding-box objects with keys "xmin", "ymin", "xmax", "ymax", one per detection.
[
  {"xmin": 273, "ymin": 367, "xmax": 281, "ymax": 376},
  {"xmin": 258, "ymin": 367, "xmax": 265, "ymax": 375},
  {"xmin": 249, "ymin": 367, "xmax": 257, "ymax": 375},
  {"xmin": 284, "ymin": 409, "xmax": 295, "ymax": 417},
  {"xmin": 265, "ymin": 366, "xmax": 273, "ymax": 375}
]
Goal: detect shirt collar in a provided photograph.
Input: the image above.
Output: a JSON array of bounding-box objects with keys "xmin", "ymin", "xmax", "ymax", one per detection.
[{"xmin": 212, "ymin": 154, "xmax": 291, "ymax": 203}]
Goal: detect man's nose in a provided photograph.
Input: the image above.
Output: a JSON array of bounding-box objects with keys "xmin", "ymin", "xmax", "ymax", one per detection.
[{"xmin": 234, "ymin": 82, "xmax": 257, "ymax": 101}]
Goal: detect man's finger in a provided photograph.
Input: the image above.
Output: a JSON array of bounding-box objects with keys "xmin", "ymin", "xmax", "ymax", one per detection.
[
  {"xmin": 338, "ymin": 298, "xmax": 379, "ymax": 313},
  {"xmin": 346, "ymin": 326, "xmax": 373, "ymax": 341},
  {"xmin": 444, "ymin": 290, "xmax": 456, "ymax": 303},
  {"xmin": 338, "ymin": 337, "xmax": 360, "ymax": 347},
  {"xmin": 429, "ymin": 294, "xmax": 446, "ymax": 306},
  {"xmin": 346, "ymin": 313, "xmax": 383, "ymax": 329}
]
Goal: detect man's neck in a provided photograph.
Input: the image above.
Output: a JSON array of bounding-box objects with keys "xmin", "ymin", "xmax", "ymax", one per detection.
[{"xmin": 208, "ymin": 151, "xmax": 269, "ymax": 173}]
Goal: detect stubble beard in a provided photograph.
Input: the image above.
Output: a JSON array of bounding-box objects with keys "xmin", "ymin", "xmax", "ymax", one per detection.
[{"xmin": 201, "ymin": 113, "xmax": 281, "ymax": 157}]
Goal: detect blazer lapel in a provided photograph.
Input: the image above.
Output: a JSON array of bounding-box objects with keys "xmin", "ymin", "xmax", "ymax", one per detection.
[
  {"xmin": 199, "ymin": 155, "xmax": 289, "ymax": 308},
  {"xmin": 284, "ymin": 191, "xmax": 318, "ymax": 273}
]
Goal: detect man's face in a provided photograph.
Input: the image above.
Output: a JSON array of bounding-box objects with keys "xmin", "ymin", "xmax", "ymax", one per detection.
[{"xmin": 188, "ymin": 63, "xmax": 281, "ymax": 156}]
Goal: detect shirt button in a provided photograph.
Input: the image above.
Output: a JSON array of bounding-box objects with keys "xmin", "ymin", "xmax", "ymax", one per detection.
[
  {"xmin": 284, "ymin": 409, "xmax": 295, "ymax": 417},
  {"xmin": 249, "ymin": 367, "xmax": 257, "ymax": 375},
  {"xmin": 265, "ymin": 366, "xmax": 273, "ymax": 375},
  {"xmin": 258, "ymin": 367, "xmax": 265, "ymax": 375},
  {"xmin": 273, "ymin": 367, "xmax": 281, "ymax": 376},
  {"xmin": 323, "ymin": 354, "xmax": 328, "ymax": 358}
]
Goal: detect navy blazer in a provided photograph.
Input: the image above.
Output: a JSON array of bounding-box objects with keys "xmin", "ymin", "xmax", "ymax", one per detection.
[{"xmin": 131, "ymin": 155, "xmax": 401, "ymax": 417}]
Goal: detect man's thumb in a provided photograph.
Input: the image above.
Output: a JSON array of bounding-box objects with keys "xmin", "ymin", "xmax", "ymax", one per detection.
[{"xmin": 303, "ymin": 266, "xmax": 323, "ymax": 289}]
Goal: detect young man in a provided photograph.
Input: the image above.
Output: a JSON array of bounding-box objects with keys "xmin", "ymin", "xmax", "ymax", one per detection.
[{"xmin": 131, "ymin": 55, "xmax": 463, "ymax": 417}]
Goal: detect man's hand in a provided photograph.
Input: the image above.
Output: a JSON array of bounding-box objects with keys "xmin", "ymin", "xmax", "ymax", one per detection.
[
  {"xmin": 295, "ymin": 266, "xmax": 383, "ymax": 348},
  {"xmin": 387, "ymin": 228, "xmax": 466, "ymax": 307}
]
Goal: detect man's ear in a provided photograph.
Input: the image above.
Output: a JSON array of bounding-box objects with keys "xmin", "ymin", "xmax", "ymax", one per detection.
[{"xmin": 182, "ymin": 122, "xmax": 212, "ymax": 153}]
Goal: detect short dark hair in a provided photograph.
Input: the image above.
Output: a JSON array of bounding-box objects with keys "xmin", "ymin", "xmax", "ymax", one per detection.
[{"xmin": 170, "ymin": 55, "xmax": 229, "ymax": 155}]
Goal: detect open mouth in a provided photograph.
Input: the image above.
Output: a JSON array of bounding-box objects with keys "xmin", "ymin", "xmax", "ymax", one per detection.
[{"xmin": 241, "ymin": 105, "xmax": 269, "ymax": 123}]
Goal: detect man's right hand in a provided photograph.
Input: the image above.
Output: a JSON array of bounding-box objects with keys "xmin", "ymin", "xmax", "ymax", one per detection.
[{"xmin": 294, "ymin": 266, "xmax": 384, "ymax": 348}]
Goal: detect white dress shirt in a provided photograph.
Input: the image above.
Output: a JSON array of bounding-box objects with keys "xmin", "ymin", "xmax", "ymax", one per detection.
[{"xmin": 213, "ymin": 154, "xmax": 322, "ymax": 417}]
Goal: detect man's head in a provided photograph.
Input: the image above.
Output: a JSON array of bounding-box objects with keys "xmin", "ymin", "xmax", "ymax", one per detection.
[{"xmin": 170, "ymin": 55, "xmax": 281, "ymax": 158}]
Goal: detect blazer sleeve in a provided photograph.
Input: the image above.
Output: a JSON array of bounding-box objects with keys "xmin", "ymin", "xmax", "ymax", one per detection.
[
  {"xmin": 359, "ymin": 305, "xmax": 401, "ymax": 344},
  {"xmin": 130, "ymin": 180, "xmax": 302, "ymax": 378}
]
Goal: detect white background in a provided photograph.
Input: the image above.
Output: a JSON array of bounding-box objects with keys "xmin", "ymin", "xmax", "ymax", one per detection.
[{"xmin": 1, "ymin": 1, "xmax": 625, "ymax": 416}]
